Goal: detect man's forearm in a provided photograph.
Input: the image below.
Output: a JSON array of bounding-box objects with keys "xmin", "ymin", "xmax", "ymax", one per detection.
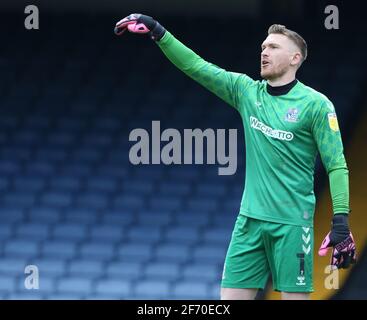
[{"xmin": 329, "ymin": 166, "xmax": 350, "ymax": 214}]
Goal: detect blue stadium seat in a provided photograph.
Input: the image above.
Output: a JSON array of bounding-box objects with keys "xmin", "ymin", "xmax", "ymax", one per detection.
[
  {"xmin": 1, "ymin": 146, "xmax": 32, "ymax": 161},
  {"xmin": 196, "ymin": 184, "xmax": 227, "ymax": 197},
  {"xmin": 221, "ymin": 199, "xmax": 241, "ymax": 215},
  {"xmin": 41, "ymin": 192, "xmax": 74, "ymax": 208},
  {"xmin": 186, "ymin": 198, "xmax": 218, "ymax": 212},
  {"xmin": 122, "ymin": 181, "xmax": 154, "ymax": 194},
  {"xmin": 209, "ymin": 284, "xmax": 221, "ymax": 300},
  {"xmin": 0, "ymin": 207, "xmax": 25, "ymax": 223},
  {"xmin": 87, "ymin": 177, "xmax": 118, "ymax": 193},
  {"xmin": 93, "ymin": 118, "xmax": 121, "ymax": 132},
  {"xmin": 0, "ymin": 177, "xmax": 9, "ymax": 191},
  {"xmin": 144, "ymin": 263, "xmax": 180, "ymax": 281},
  {"xmin": 166, "ymin": 167, "xmax": 200, "ymax": 181},
  {"xmin": 52, "ymin": 223, "xmax": 88, "ymax": 241},
  {"xmin": 117, "ymin": 243, "xmax": 154, "ymax": 262},
  {"xmin": 64, "ymin": 208, "xmax": 99, "ymax": 224},
  {"xmin": 0, "ymin": 258, "xmax": 28, "ymax": 276},
  {"xmin": 89, "ymin": 224, "xmax": 123, "ymax": 242},
  {"xmin": 149, "ymin": 196, "xmax": 182, "ymax": 211},
  {"xmin": 60, "ymin": 164, "xmax": 92, "ymax": 177},
  {"xmin": 0, "ymin": 160, "xmax": 21, "ymax": 175},
  {"xmin": 13, "ymin": 129, "xmax": 41, "ymax": 145},
  {"xmin": 3, "ymin": 192, "xmax": 37, "ymax": 207},
  {"xmin": 174, "ymin": 212, "xmax": 211, "ymax": 227},
  {"xmin": 128, "ymin": 226, "xmax": 162, "ymax": 243},
  {"xmin": 0, "ymin": 116, "xmax": 19, "ymax": 129},
  {"xmin": 46, "ymin": 293, "xmax": 84, "ymax": 300},
  {"xmin": 56, "ymin": 277, "xmax": 93, "ymax": 295},
  {"xmin": 35, "ymin": 148, "xmax": 69, "ymax": 162},
  {"xmin": 15, "ymin": 223, "xmax": 50, "ymax": 241},
  {"xmin": 182, "ymin": 264, "xmax": 221, "ymax": 282},
  {"xmin": 28, "ymin": 207, "xmax": 61, "ymax": 223},
  {"xmin": 79, "ymin": 242, "xmax": 115, "ymax": 260},
  {"xmin": 202, "ymin": 228, "xmax": 231, "ymax": 244},
  {"xmin": 159, "ymin": 182, "xmax": 191, "ymax": 196},
  {"xmin": 75, "ymin": 192, "xmax": 109, "ymax": 210},
  {"xmin": 7, "ymin": 292, "xmax": 44, "ymax": 300},
  {"xmin": 114, "ymin": 194, "xmax": 145, "ymax": 210},
  {"xmin": 106, "ymin": 262, "xmax": 142, "ymax": 278},
  {"xmin": 95, "ymin": 279, "xmax": 131, "ymax": 297},
  {"xmin": 164, "ymin": 226, "xmax": 200, "ymax": 245},
  {"xmin": 211, "ymin": 212, "xmax": 237, "ymax": 228},
  {"xmin": 102, "ymin": 211, "xmax": 134, "ymax": 225},
  {"xmin": 35, "ymin": 258, "xmax": 67, "ymax": 277},
  {"xmin": 68, "ymin": 260, "xmax": 104, "ymax": 278},
  {"xmin": 49, "ymin": 176, "xmax": 82, "ymax": 192},
  {"xmin": 41, "ymin": 241, "xmax": 77, "ymax": 259},
  {"xmin": 25, "ymin": 161, "xmax": 55, "ymax": 176},
  {"xmin": 0, "ymin": 276, "xmax": 16, "ymax": 292},
  {"xmin": 97, "ymin": 164, "xmax": 128, "ymax": 179},
  {"xmin": 71, "ymin": 148, "xmax": 102, "ymax": 163},
  {"xmin": 173, "ymin": 282, "xmax": 208, "ymax": 299},
  {"xmin": 46, "ymin": 132, "xmax": 75, "ymax": 146},
  {"xmin": 4, "ymin": 239, "xmax": 40, "ymax": 258},
  {"xmin": 83, "ymin": 133, "xmax": 114, "ymax": 148},
  {"xmin": 193, "ymin": 245, "xmax": 227, "ymax": 263},
  {"xmin": 13, "ymin": 177, "xmax": 46, "ymax": 192},
  {"xmin": 24, "ymin": 115, "xmax": 50, "ymax": 130},
  {"xmin": 155, "ymin": 244, "xmax": 190, "ymax": 263},
  {"xmin": 0, "ymin": 224, "xmax": 13, "ymax": 240},
  {"xmin": 134, "ymin": 280, "xmax": 171, "ymax": 299},
  {"xmin": 136, "ymin": 212, "xmax": 172, "ymax": 227}
]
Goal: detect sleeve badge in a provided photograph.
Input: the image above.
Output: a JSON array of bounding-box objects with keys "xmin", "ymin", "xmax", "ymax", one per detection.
[{"xmin": 328, "ymin": 113, "xmax": 339, "ymax": 132}]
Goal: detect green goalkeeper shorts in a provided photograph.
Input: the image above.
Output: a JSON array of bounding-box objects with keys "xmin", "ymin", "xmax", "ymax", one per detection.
[{"xmin": 221, "ymin": 214, "xmax": 314, "ymax": 293}]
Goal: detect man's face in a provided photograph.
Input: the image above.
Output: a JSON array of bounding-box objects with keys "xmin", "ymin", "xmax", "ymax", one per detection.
[{"xmin": 260, "ymin": 33, "xmax": 300, "ymax": 81}]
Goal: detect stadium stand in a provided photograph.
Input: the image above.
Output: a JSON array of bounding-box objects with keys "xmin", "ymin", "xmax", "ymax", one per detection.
[{"xmin": 0, "ymin": 13, "xmax": 366, "ymax": 300}]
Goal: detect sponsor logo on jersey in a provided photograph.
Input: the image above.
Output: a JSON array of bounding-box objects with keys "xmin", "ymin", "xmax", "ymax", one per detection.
[
  {"xmin": 250, "ymin": 116, "xmax": 294, "ymax": 141},
  {"xmin": 296, "ymin": 274, "xmax": 306, "ymax": 286},
  {"xmin": 328, "ymin": 113, "xmax": 339, "ymax": 131},
  {"xmin": 296, "ymin": 253, "xmax": 306, "ymax": 286},
  {"xmin": 284, "ymin": 107, "xmax": 299, "ymax": 122}
]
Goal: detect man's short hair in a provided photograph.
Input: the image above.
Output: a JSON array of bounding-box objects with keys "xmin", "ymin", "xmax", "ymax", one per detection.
[{"xmin": 268, "ymin": 24, "xmax": 308, "ymax": 65}]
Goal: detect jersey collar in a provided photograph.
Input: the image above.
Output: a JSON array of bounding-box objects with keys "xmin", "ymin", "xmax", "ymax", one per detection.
[{"xmin": 266, "ymin": 79, "xmax": 298, "ymax": 96}]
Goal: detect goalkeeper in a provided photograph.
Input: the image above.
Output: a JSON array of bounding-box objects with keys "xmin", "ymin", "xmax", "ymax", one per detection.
[{"xmin": 114, "ymin": 14, "xmax": 357, "ymax": 300}]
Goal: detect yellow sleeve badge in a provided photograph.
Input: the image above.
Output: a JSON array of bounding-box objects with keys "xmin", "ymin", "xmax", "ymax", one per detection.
[{"xmin": 327, "ymin": 113, "xmax": 339, "ymax": 131}]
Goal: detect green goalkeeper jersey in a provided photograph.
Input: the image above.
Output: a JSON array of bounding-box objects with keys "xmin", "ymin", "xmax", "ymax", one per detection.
[{"xmin": 157, "ymin": 31, "xmax": 349, "ymax": 227}]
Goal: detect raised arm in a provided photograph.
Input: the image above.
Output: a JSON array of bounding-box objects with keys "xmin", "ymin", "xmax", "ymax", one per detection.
[{"xmin": 114, "ymin": 13, "xmax": 253, "ymax": 109}]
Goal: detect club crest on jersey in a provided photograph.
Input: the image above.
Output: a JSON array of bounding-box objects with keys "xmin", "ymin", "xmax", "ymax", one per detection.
[
  {"xmin": 328, "ymin": 113, "xmax": 339, "ymax": 131},
  {"xmin": 284, "ymin": 108, "xmax": 299, "ymax": 123}
]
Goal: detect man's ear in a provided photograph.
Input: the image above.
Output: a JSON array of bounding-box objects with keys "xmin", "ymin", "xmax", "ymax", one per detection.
[{"xmin": 291, "ymin": 52, "xmax": 302, "ymax": 66}]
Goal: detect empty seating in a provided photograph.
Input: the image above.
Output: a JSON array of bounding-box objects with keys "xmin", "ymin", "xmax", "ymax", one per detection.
[{"xmin": 0, "ymin": 14, "xmax": 364, "ymax": 300}]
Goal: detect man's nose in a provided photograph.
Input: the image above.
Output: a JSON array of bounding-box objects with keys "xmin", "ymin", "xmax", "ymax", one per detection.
[{"xmin": 261, "ymin": 48, "xmax": 269, "ymax": 57}]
